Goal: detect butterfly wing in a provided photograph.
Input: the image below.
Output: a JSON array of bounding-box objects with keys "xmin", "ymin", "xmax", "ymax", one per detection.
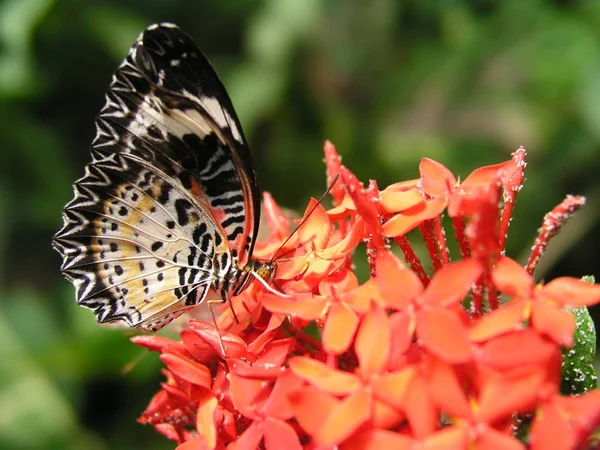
[
  {"xmin": 53, "ymin": 23, "xmax": 259, "ymax": 330},
  {"xmin": 131, "ymin": 23, "xmax": 260, "ymax": 261}
]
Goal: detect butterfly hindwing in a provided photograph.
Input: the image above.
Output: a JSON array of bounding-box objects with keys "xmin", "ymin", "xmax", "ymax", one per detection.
[{"xmin": 53, "ymin": 23, "xmax": 259, "ymax": 330}]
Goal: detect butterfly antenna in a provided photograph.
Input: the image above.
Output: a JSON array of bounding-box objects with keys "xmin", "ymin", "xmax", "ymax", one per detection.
[{"xmin": 270, "ymin": 173, "xmax": 340, "ymax": 263}]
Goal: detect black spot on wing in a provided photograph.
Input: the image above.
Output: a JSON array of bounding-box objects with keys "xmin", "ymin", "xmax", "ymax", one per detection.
[
  {"xmin": 211, "ymin": 194, "xmax": 244, "ymax": 208},
  {"xmin": 227, "ymin": 226, "xmax": 244, "ymax": 241},
  {"xmin": 214, "ymin": 232, "xmax": 223, "ymax": 247},
  {"xmin": 158, "ymin": 183, "xmax": 172, "ymax": 205},
  {"xmin": 202, "ymin": 173, "xmax": 240, "ymax": 199},
  {"xmin": 192, "ymin": 223, "xmax": 208, "ymax": 245},
  {"xmin": 193, "ymin": 134, "xmax": 228, "ymax": 175},
  {"xmin": 174, "ymin": 198, "xmax": 193, "ymax": 226},
  {"xmin": 224, "ymin": 205, "xmax": 244, "ymax": 215},
  {"xmin": 222, "ymin": 214, "xmax": 245, "ymax": 228}
]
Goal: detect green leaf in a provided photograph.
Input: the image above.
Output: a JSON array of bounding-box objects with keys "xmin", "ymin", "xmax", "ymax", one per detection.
[{"xmin": 561, "ymin": 278, "xmax": 598, "ymax": 395}]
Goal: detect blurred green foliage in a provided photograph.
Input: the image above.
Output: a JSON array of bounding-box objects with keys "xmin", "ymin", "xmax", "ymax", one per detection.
[{"xmin": 1, "ymin": 0, "xmax": 600, "ymax": 448}]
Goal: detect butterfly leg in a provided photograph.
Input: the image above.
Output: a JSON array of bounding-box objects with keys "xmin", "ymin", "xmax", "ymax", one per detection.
[{"xmin": 207, "ymin": 298, "xmax": 228, "ymax": 356}]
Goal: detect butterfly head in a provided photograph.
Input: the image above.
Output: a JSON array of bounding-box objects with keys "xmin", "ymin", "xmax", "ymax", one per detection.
[{"xmin": 234, "ymin": 259, "xmax": 277, "ymax": 296}]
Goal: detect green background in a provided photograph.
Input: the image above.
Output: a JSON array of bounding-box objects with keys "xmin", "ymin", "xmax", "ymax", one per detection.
[{"xmin": 1, "ymin": 1, "xmax": 599, "ymax": 449}]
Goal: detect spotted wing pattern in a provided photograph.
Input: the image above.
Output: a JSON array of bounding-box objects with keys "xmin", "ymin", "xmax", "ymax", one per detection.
[{"xmin": 53, "ymin": 23, "xmax": 260, "ymax": 331}]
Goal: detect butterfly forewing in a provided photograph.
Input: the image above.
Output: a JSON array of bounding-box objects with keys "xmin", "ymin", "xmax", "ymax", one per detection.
[{"xmin": 53, "ymin": 23, "xmax": 260, "ymax": 330}]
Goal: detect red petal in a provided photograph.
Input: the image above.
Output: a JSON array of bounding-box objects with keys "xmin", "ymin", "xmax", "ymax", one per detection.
[
  {"xmin": 478, "ymin": 329, "xmax": 557, "ymax": 371},
  {"xmin": 160, "ymin": 354, "xmax": 212, "ymax": 388},
  {"xmin": 298, "ymin": 199, "xmax": 331, "ymax": 249},
  {"xmin": 255, "ymin": 338, "xmax": 294, "ymax": 369},
  {"xmin": 384, "ymin": 179, "xmax": 420, "ymax": 191},
  {"xmin": 424, "ymin": 358, "xmax": 471, "ymax": 419},
  {"xmin": 372, "ymin": 367, "xmax": 417, "ymax": 410},
  {"xmin": 189, "ymin": 321, "xmax": 248, "ymax": 359},
  {"xmin": 264, "ymin": 370, "xmax": 304, "ymax": 419},
  {"xmin": 315, "ymin": 388, "xmax": 372, "ymax": 446},
  {"xmin": 261, "ymin": 293, "xmax": 328, "ymax": 320},
  {"xmin": 176, "ymin": 437, "xmax": 212, "ymax": 450},
  {"xmin": 262, "ymin": 192, "xmax": 290, "ymax": 238},
  {"xmin": 373, "ymin": 399, "xmax": 405, "ymax": 429},
  {"xmin": 344, "ymin": 429, "xmax": 414, "ymax": 450},
  {"xmin": 324, "ymin": 141, "xmax": 345, "ymax": 206},
  {"xmin": 275, "ymin": 256, "xmax": 308, "ymax": 280},
  {"xmin": 542, "ymin": 277, "xmax": 600, "ymax": 307},
  {"xmin": 403, "ymin": 372, "xmax": 438, "ymax": 439},
  {"xmin": 161, "ymin": 382, "xmax": 193, "ymax": 406},
  {"xmin": 477, "ymin": 426, "xmax": 525, "ymax": 450},
  {"xmin": 417, "ymin": 308, "xmax": 472, "ymax": 364},
  {"xmin": 227, "ymin": 358, "xmax": 283, "ymax": 379},
  {"xmin": 277, "ymin": 277, "xmax": 314, "ymax": 294},
  {"xmin": 288, "ymin": 357, "xmax": 361, "ymax": 394},
  {"xmin": 229, "ymin": 373, "xmax": 267, "ymax": 418},
  {"xmin": 388, "ymin": 311, "xmax": 415, "ymax": 362},
  {"xmin": 211, "ymin": 363, "xmax": 230, "ymax": 403},
  {"xmin": 355, "ymin": 307, "xmax": 390, "ymax": 376},
  {"xmin": 302, "ymin": 257, "xmax": 338, "ymax": 287},
  {"xmin": 553, "ymin": 391, "xmax": 600, "ymax": 445},
  {"xmin": 469, "ymin": 298, "xmax": 528, "ymax": 343},
  {"xmin": 326, "ymin": 194, "xmax": 356, "ymax": 220},
  {"xmin": 180, "ymin": 329, "xmax": 219, "ymax": 363},
  {"xmin": 263, "ymin": 417, "xmax": 302, "ymax": 450},
  {"xmin": 423, "ymin": 426, "xmax": 468, "ymax": 450},
  {"xmin": 379, "ymin": 187, "xmax": 425, "ymax": 213},
  {"xmin": 531, "ymin": 301, "xmax": 575, "ymax": 347},
  {"xmin": 381, "ymin": 196, "xmax": 446, "ymax": 237},
  {"xmin": 247, "ymin": 314, "xmax": 285, "ymax": 355},
  {"xmin": 319, "ymin": 267, "xmax": 359, "ymax": 296},
  {"xmin": 341, "ymin": 166, "xmax": 384, "ymax": 247},
  {"xmin": 288, "ymin": 385, "xmax": 339, "ymax": 436},
  {"xmin": 323, "ymin": 303, "xmax": 359, "ymax": 355},
  {"xmin": 376, "ymin": 250, "xmax": 423, "ymax": 309},
  {"xmin": 492, "ymin": 256, "xmax": 533, "ymax": 297},
  {"xmin": 139, "ymin": 390, "xmax": 170, "ymax": 423},
  {"xmin": 477, "ymin": 371, "xmax": 543, "ymax": 423},
  {"xmin": 341, "ymin": 279, "xmax": 383, "ymax": 313},
  {"xmin": 318, "ymin": 217, "xmax": 364, "ymax": 260},
  {"xmin": 229, "ymin": 422, "xmax": 263, "ymax": 450},
  {"xmin": 530, "ymin": 402, "xmax": 572, "ymax": 450},
  {"xmin": 461, "ymin": 161, "xmax": 515, "ymax": 190},
  {"xmin": 421, "ymin": 258, "xmax": 482, "ymax": 307},
  {"xmin": 130, "ymin": 335, "xmax": 187, "ymax": 355},
  {"xmin": 419, "ymin": 158, "xmax": 457, "ymax": 197},
  {"xmin": 196, "ymin": 392, "xmax": 218, "ymax": 449}
]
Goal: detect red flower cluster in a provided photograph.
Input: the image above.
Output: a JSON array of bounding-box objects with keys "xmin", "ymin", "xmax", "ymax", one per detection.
[{"xmin": 133, "ymin": 142, "xmax": 600, "ymax": 449}]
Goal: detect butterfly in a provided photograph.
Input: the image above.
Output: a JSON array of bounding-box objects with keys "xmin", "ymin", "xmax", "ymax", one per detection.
[{"xmin": 53, "ymin": 23, "xmax": 276, "ymax": 332}]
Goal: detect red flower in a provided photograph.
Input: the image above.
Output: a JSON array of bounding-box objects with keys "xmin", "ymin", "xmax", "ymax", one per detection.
[
  {"xmin": 289, "ymin": 307, "xmax": 411, "ymax": 445},
  {"xmin": 470, "ymin": 256, "xmax": 600, "ymax": 347},
  {"xmin": 376, "ymin": 250, "xmax": 482, "ymax": 363},
  {"xmin": 130, "ymin": 142, "xmax": 600, "ymax": 449}
]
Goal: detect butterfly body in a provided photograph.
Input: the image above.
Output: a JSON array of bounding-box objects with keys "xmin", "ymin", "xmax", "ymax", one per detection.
[{"xmin": 53, "ymin": 23, "xmax": 271, "ymax": 331}]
